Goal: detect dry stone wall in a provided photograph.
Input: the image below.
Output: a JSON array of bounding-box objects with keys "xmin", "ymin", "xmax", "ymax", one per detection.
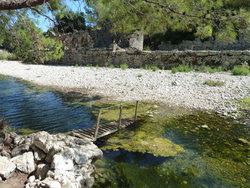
[
  {"xmin": 52, "ymin": 31, "xmax": 250, "ymax": 68},
  {"xmin": 158, "ymin": 39, "xmax": 250, "ymax": 51},
  {"xmin": 50, "ymin": 49, "xmax": 250, "ymax": 69}
]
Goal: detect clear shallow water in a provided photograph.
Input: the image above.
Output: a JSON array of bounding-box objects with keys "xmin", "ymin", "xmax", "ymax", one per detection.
[
  {"xmin": 94, "ymin": 111, "xmax": 250, "ymax": 188},
  {"xmin": 0, "ymin": 76, "xmax": 249, "ymax": 187},
  {"xmin": 0, "ymin": 76, "xmax": 96, "ymax": 132}
]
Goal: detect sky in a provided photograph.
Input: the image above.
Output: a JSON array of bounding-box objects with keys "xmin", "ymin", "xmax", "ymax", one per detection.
[{"xmin": 30, "ymin": 0, "xmax": 87, "ymax": 32}]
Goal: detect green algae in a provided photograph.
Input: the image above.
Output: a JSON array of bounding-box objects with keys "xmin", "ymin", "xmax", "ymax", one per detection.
[
  {"xmin": 102, "ymin": 134, "xmax": 184, "ymax": 157},
  {"xmin": 238, "ymin": 97, "xmax": 250, "ymax": 110},
  {"xmin": 19, "ymin": 128, "xmax": 35, "ymax": 135},
  {"xmin": 164, "ymin": 111, "xmax": 250, "ymax": 163},
  {"xmin": 90, "ymin": 101, "xmax": 154, "ymax": 123},
  {"xmin": 94, "ymin": 107, "xmax": 250, "ymax": 188},
  {"xmin": 100, "ymin": 104, "xmax": 186, "ymax": 157}
]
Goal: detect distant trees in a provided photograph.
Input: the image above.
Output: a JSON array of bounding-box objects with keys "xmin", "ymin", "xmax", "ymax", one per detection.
[
  {"xmin": 86, "ymin": 0, "xmax": 250, "ymax": 42},
  {"xmin": 52, "ymin": 11, "xmax": 86, "ymax": 33},
  {"xmin": 9, "ymin": 18, "xmax": 64, "ymax": 64}
]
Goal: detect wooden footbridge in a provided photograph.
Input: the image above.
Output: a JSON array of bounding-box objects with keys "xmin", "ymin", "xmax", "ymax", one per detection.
[{"xmin": 71, "ymin": 101, "xmax": 140, "ymax": 141}]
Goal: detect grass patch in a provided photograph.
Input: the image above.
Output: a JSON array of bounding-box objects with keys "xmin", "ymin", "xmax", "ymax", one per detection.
[
  {"xmin": 171, "ymin": 65, "xmax": 193, "ymax": 73},
  {"xmin": 137, "ymin": 74, "xmax": 143, "ymax": 78},
  {"xmin": 120, "ymin": 64, "xmax": 129, "ymax": 70},
  {"xmin": 203, "ymin": 80, "xmax": 225, "ymax": 87},
  {"xmin": 0, "ymin": 50, "xmax": 17, "ymax": 60},
  {"xmin": 108, "ymin": 65, "xmax": 115, "ymax": 68},
  {"xmin": 199, "ymin": 66, "xmax": 222, "ymax": 73},
  {"xmin": 231, "ymin": 65, "xmax": 250, "ymax": 76},
  {"xmin": 144, "ymin": 65, "xmax": 159, "ymax": 71},
  {"xmin": 238, "ymin": 98, "xmax": 250, "ymax": 109}
]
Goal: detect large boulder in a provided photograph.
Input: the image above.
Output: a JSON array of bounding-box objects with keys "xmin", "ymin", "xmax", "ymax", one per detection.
[
  {"xmin": 11, "ymin": 152, "xmax": 35, "ymax": 174},
  {"xmin": 0, "ymin": 156, "xmax": 16, "ymax": 178}
]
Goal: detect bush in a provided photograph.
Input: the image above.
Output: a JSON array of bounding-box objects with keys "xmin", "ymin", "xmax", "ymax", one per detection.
[
  {"xmin": 120, "ymin": 64, "xmax": 129, "ymax": 70},
  {"xmin": 172, "ymin": 65, "xmax": 193, "ymax": 73},
  {"xmin": 137, "ymin": 74, "xmax": 143, "ymax": 78},
  {"xmin": 9, "ymin": 18, "xmax": 64, "ymax": 64},
  {"xmin": 144, "ymin": 65, "xmax": 159, "ymax": 71},
  {"xmin": 0, "ymin": 50, "xmax": 17, "ymax": 61},
  {"xmin": 199, "ymin": 66, "xmax": 222, "ymax": 73},
  {"xmin": 203, "ymin": 80, "xmax": 225, "ymax": 87},
  {"xmin": 231, "ymin": 65, "xmax": 250, "ymax": 76}
]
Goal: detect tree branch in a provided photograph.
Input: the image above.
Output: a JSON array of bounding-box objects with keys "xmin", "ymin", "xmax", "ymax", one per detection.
[
  {"xmin": 29, "ymin": 6, "xmax": 56, "ymax": 25},
  {"xmin": 143, "ymin": 0, "xmax": 216, "ymax": 21},
  {"xmin": 0, "ymin": 0, "xmax": 49, "ymax": 10}
]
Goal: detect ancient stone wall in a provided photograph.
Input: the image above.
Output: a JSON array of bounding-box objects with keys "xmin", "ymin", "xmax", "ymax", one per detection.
[
  {"xmin": 50, "ymin": 49, "xmax": 250, "ymax": 69},
  {"xmin": 158, "ymin": 39, "xmax": 250, "ymax": 51}
]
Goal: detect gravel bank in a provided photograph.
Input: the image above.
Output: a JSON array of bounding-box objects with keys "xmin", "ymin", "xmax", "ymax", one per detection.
[{"xmin": 0, "ymin": 61, "xmax": 249, "ymax": 114}]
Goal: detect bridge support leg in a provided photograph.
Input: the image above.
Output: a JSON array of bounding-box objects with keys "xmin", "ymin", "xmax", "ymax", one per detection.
[
  {"xmin": 93, "ymin": 110, "xmax": 101, "ymax": 141},
  {"xmin": 134, "ymin": 101, "xmax": 139, "ymax": 122}
]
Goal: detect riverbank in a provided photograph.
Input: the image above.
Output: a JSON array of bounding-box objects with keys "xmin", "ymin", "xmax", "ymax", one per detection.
[{"xmin": 0, "ymin": 61, "xmax": 249, "ymax": 115}]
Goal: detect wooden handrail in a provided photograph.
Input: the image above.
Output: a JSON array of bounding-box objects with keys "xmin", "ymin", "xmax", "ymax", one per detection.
[
  {"xmin": 93, "ymin": 110, "xmax": 102, "ymax": 141},
  {"xmin": 118, "ymin": 104, "xmax": 123, "ymax": 130},
  {"xmin": 134, "ymin": 101, "xmax": 139, "ymax": 122}
]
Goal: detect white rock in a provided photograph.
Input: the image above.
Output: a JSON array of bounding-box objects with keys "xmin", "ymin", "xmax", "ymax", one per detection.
[
  {"xmin": 41, "ymin": 178, "xmax": 61, "ymax": 188},
  {"xmin": 33, "ymin": 131, "xmax": 54, "ymax": 153},
  {"xmin": 201, "ymin": 124, "xmax": 209, "ymax": 129},
  {"xmin": 0, "ymin": 156, "xmax": 16, "ymax": 178},
  {"xmin": 11, "ymin": 152, "xmax": 35, "ymax": 174},
  {"xmin": 28, "ymin": 175, "xmax": 36, "ymax": 183},
  {"xmin": 51, "ymin": 154, "xmax": 74, "ymax": 171}
]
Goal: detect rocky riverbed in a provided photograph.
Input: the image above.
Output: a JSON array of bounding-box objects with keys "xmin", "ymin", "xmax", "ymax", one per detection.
[
  {"xmin": 0, "ymin": 131, "xmax": 102, "ymax": 188},
  {"xmin": 0, "ymin": 61, "xmax": 249, "ymax": 115}
]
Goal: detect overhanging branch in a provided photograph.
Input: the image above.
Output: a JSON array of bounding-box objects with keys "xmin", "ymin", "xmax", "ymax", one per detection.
[{"xmin": 0, "ymin": 0, "xmax": 49, "ymax": 10}]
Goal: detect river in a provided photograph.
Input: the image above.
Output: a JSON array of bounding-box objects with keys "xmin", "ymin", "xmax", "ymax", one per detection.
[{"xmin": 0, "ymin": 75, "xmax": 249, "ymax": 188}]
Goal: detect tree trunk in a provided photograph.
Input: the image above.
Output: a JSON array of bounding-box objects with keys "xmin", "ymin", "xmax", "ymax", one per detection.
[{"xmin": 0, "ymin": 0, "xmax": 48, "ymax": 10}]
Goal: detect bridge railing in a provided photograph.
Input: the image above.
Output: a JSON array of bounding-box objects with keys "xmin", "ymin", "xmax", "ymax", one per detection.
[{"xmin": 93, "ymin": 101, "xmax": 140, "ymax": 141}]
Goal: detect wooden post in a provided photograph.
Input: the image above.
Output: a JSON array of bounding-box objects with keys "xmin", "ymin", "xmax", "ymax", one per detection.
[
  {"xmin": 134, "ymin": 101, "xmax": 139, "ymax": 122},
  {"xmin": 93, "ymin": 110, "xmax": 101, "ymax": 141},
  {"xmin": 118, "ymin": 104, "xmax": 123, "ymax": 130}
]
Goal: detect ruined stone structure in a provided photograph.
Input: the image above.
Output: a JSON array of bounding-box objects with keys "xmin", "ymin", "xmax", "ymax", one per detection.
[{"xmin": 51, "ymin": 31, "xmax": 250, "ymax": 68}]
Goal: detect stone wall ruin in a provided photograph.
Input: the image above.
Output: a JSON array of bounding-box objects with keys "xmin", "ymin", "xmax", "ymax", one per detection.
[{"xmin": 51, "ymin": 31, "xmax": 250, "ymax": 68}]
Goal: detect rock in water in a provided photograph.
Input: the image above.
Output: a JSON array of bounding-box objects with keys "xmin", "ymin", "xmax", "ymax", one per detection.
[{"xmin": 0, "ymin": 156, "xmax": 16, "ymax": 178}]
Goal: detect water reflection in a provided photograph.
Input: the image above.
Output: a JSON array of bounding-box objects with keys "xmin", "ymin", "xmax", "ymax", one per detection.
[{"xmin": 0, "ymin": 76, "xmax": 96, "ymax": 132}]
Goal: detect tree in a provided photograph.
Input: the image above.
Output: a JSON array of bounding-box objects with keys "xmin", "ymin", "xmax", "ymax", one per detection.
[
  {"xmin": 9, "ymin": 17, "xmax": 64, "ymax": 64},
  {"xmin": 53, "ymin": 11, "xmax": 86, "ymax": 33},
  {"xmin": 86, "ymin": 0, "xmax": 250, "ymax": 42}
]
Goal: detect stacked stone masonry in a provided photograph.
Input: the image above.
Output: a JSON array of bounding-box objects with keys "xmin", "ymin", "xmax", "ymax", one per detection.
[
  {"xmin": 52, "ymin": 31, "xmax": 250, "ymax": 68},
  {"xmin": 52, "ymin": 49, "xmax": 250, "ymax": 69}
]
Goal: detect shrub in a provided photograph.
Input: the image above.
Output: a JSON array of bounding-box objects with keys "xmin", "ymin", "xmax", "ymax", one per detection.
[
  {"xmin": 231, "ymin": 65, "xmax": 250, "ymax": 76},
  {"xmin": 137, "ymin": 74, "xmax": 143, "ymax": 78},
  {"xmin": 0, "ymin": 50, "xmax": 17, "ymax": 60},
  {"xmin": 9, "ymin": 18, "xmax": 64, "ymax": 64},
  {"xmin": 203, "ymin": 80, "xmax": 225, "ymax": 87},
  {"xmin": 200, "ymin": 66, "xmax": 222, "ymax": 73},
  {"xmin": 120, "ymin": 64, "xmax": 129, "ymax": 70},
  {"xmin": 144, "ymin": 65, "xmax": 159, "ymax": 71},
  {"xmin": 108, "ymin": 65, "xmax": 114, "ymax": 68},
  {"xmin": 171, "ymin": 65, "xmax": 193, "ymax": 73}
]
